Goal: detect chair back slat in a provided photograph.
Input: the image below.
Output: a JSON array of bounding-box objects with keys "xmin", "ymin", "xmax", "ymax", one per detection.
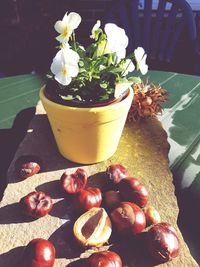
[
  {"xmin": 129, "ymin": 0, "xmax": 141, "ymax": 49},
  {"xmin": 158, "ymin": 4, "xmax": 179, "ymax": 61},
  {"xmin": 143, "ymin": 0, "xmax": 153, "ymax": 54},
  {"xmin": 150, "ymin": 0, "xmax": 167, "ymax": 59},
  {"xmin": 166, "ymin": 17, "xmax": 184, "ymax": 61}
]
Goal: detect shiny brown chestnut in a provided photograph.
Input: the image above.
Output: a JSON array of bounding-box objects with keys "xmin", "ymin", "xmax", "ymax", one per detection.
[
  {"xmin": 118, "ymin": 177, "xmax": 148, "ymax": 207},
  {"xmin": 143, "ymin": 206, "xmax": 161, "ymax": 226},
  {"xmin": 83, "ymin": 251, "xmax": 122, "ymax": 267},
  {"xmin": 74, "ymin": 187, "xmax": 102, "ymax": 211},
  {"xmin": 16, "ymin": 155, "xmax": 41, "ymax": 180},
  {"xmin": 60, "ymin": 168, "xmax": 88, "ymax": 194},
  {"xmin": 106, "ymin": 164, "xmax": 129, "ymax": 184},
  {"xmin": 111, "ymin": 201, "xmax": 146, "ymax": 235},
  {"xmin": 104, "ymin": 190, "xmax": 121, "ymax": 210},
  {"xmin": 147, "ymin": 223, "xmax": 180, "ymax": 263},
  {"xmin": 21, "ymin": 238, "xmax": 55, "ymax": 267},
  {"xmin": 20, "ymin": 191, "xmax": 53, "ymax": 218}
]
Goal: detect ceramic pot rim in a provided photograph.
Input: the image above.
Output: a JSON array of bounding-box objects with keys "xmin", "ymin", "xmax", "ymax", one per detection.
[{"xmin": 40, "ymin": 86, "xmax": 134, "ymax": 113}]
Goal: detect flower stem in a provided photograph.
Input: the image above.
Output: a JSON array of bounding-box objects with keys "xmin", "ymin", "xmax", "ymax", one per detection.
[{"xmin": 72, "ymin": 31, "xmax": 77, "ymax": 51}]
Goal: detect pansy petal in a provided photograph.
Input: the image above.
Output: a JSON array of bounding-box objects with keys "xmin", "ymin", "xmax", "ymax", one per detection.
[
  {"xmin": 50, "ymin": 51, "xmax": 62, "ymax": 74},
  {"xmin": 91, "ymin": 20, "xmax": 101, "ymax": 38},
  {"xmin": 67, "ymin": 64, "xmax": 79, "ymax": 77},
  {"xmin": 62, "ymin": 12, "xmax": 69, "ymax": 22},
  {"xmin": 55, "ymin": 72, "xmax": 72, "ymax": 86},
  {"xmin": 64, "ymin": 48, "xmax": 80, "ymax": 63},
  {"xmin": 67, "ymin": 12, "xmax": 82, "ymax": 30},
  {"xmin": 54, "ymin": 20, "xmax": 67, "ymax": 33},
  {"xmin": 105, "ymin": 23, "xmax": 129, "ymax": 49},
  {"xmin": 50, "ymin": 60, "xmax": 62, "ymax": 75},
  {"xmin": 56, "ymin": 34, "xmax": 67, "ymax": 43},
  {"xmin": 115, "ymin": 48, "xmax": 126, "ymax": 61},
  {"xmin": 139, "ymin": 62, "xmax": 148, "ymax": 75},
  {"xmin": 134, "ymin": 47, "xmax": 145, "ymax": 63}
]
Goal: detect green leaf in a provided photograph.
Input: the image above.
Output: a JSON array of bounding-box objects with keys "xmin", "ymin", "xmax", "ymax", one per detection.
[
  {"xmin": 100, "ymin": 82, "xmax": 108, "ymax": 89},
  {"xmin": 128, "ymin": 76, "xmax": 141, "ymax": 84},
  {"xmin": 60, "ymin": 95, "xmax": 74, "ymax": 100}
]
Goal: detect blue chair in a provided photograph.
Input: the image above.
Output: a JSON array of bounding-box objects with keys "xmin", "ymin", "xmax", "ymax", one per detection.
[{"xmin": 104, "ymin": 0, "xmax": 199, "ymax": 74}]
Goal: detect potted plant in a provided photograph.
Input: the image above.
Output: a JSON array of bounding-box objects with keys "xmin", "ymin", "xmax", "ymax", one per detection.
[{"xmin": 40, "ymin": 12, "xmax": 148, "ymax": 164}]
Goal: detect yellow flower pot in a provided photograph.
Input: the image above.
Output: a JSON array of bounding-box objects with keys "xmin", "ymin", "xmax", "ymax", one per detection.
[{"xmin": 40, "ymin": 87, "xmax": 133, "ymax": 164}]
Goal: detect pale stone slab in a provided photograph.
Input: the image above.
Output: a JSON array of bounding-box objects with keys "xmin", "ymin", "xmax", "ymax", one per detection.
[{"xmin": 0, "ymin": 100, "xmax": 198, "ymax": 267}]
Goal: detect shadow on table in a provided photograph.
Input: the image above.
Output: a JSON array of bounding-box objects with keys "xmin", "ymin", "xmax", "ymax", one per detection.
[
  {"xmin": 7, "ymin": 113, "xmax": 80, "ymax": 185},
  {"xmin": 0, "ymin": 246, "xmax": 25, "ymax": 267},
  {"xmin": 0, "ymin": 107, "xmax": 36, "ymax": 200},
  {"xmin": 174, "ymin": 161, "xmax": 200, "ymax": 265}
]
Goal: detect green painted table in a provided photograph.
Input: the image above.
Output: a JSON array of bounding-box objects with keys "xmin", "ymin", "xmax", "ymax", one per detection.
[{"xmin": 0, "ymin": 70, "xmax": 200, "ymax": 263}]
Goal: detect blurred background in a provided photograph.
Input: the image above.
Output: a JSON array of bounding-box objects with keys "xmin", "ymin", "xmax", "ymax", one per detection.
[{"xmin": 0, "ymin": 0, "xmax": 199, "ymax": 77}]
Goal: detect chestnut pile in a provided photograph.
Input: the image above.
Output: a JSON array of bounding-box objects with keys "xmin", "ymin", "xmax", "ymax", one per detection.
[
  {"xmin": 18, "ymin": 163, "xmax": 181, "ymax": 267},
  {"xmin": 63, "ymin": 164, "xmax": 181, "ymax": 265}
]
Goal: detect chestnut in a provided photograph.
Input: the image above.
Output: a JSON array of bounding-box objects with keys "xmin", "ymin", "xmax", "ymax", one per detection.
[
  {"xmin": 16, "ymin": 155, "xmax": 41, "ymax": 180},
  {"xmin": 111, "ymin": 202, "xmax": 146, "ymax": 235},
  {"xmin": 143, "ymin": 206, "xmax": 161, "ymax": 226},
  {"xmin": 60, "ymin": 168, "xmax": 88, "ymax": 194},
  {"xmin": 104, "ymin": 190, "xmax": 121, "ymax": 210},
  {"xmin": 21, "ymin": 238, "xmax": 55, "ymax": 267},
  {"xmin": 106, "ymin": 164, "xmax": 128, "ymax": 184},
  {"xmin": 83, "ymin": 250, "xmax": 122, "ymax": 267},
  {"xmin": 118, "ymin": 177, "xmax": 148, "ymax": 207},
  {"xmin": 20, "ymin": 191, "xmax": 53, "ymax": 218},
  {"xmin": 147, "ymin": 223, "xmax": 180, "ymax": 263},
  {"xmin": 74, "ymin": 187, "xmax": 102, "ymax": 211}
]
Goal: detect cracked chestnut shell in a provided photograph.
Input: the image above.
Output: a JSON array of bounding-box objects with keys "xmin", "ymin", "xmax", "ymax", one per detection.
[
  {"xmin": 73, "ymin": 207, "xmax": 112, "ymax": 247},
  {"xmin": 21, "ymin": 238, "xmax": 55, "ymax": 267},
  {"xmin": 111, "ymin": 202, "xmax": 146, "ymax": 235},
  {"xmin": 106, "ymin": 164, "xmax": 128, "ymax": 184},
  {"xmin": 118, "ymin": 177, "xmax": 148, "ymax": 207},
  {"xmin": 20, "ymin": 191, "xmax": 53, "ymax": 218},
  {"xmin": 84, "ymin": 251, "xmax": 122, "ymax": 267},
  {"xmin": 74, "ymin": 187, "xmax": 102, "ymax": 211},
  {"xmin": 147, "ymin": 223, "xmax": 180, "ymax": 263},
  {"xmin": 60, "ymin": 168, "xmax": 88, "ymax": 194}
]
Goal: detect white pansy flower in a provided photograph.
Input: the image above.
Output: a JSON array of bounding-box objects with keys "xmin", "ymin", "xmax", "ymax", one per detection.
[
  {"xmin": 54, "ymin": 12, "xmax": 81, "ymax": 44},
  {"xmin": 134, "ymin": 47, "xmax": 148, "ymax": 75},
  {"xmin": 104, "ymin": 23, "xmax": 129, "ymax": 61},
  {"xmin": 122, "ymin": 59, "xmax": 135, "ymax": 76},
  {"xmin": 90, "ymin": 20, "xmax": 101, "ymax": 39},
  {"xmin": 50, "ymin": 48, "xmax": 79, "ymax": 86}
]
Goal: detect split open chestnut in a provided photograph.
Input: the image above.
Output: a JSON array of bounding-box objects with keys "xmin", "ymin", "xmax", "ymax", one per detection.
[
  {"xmin": 147, "ymin": 223, "xmax": 180, "ymax": 263},
  {"xmin": 118, "ymin": 177, "xmax": 148, "ymax": 207},
  {"xmin": 20, "ymin": 191, "xmax": 53, "ymax": 218},
  {"xmin": 73, "ymin": 207, "xmax": 112, "ymax": 247},
  {"xmin": 111, "ymin": 202, "xmax": 146, "ymax": 235},
  {"xmin": 106, "ymin": 164, "xmax": 129, "ymax": 184},
  {"xmin": 83, "ymin": 250, "xmax": 122, "ymax": 267},
  {"xmin": 21, "ymin": 238, "xmax": 55, "ymax": 267},
  {"xmin": 60, "ymin": 168, "xmax": 88, "ymax": 194}
]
